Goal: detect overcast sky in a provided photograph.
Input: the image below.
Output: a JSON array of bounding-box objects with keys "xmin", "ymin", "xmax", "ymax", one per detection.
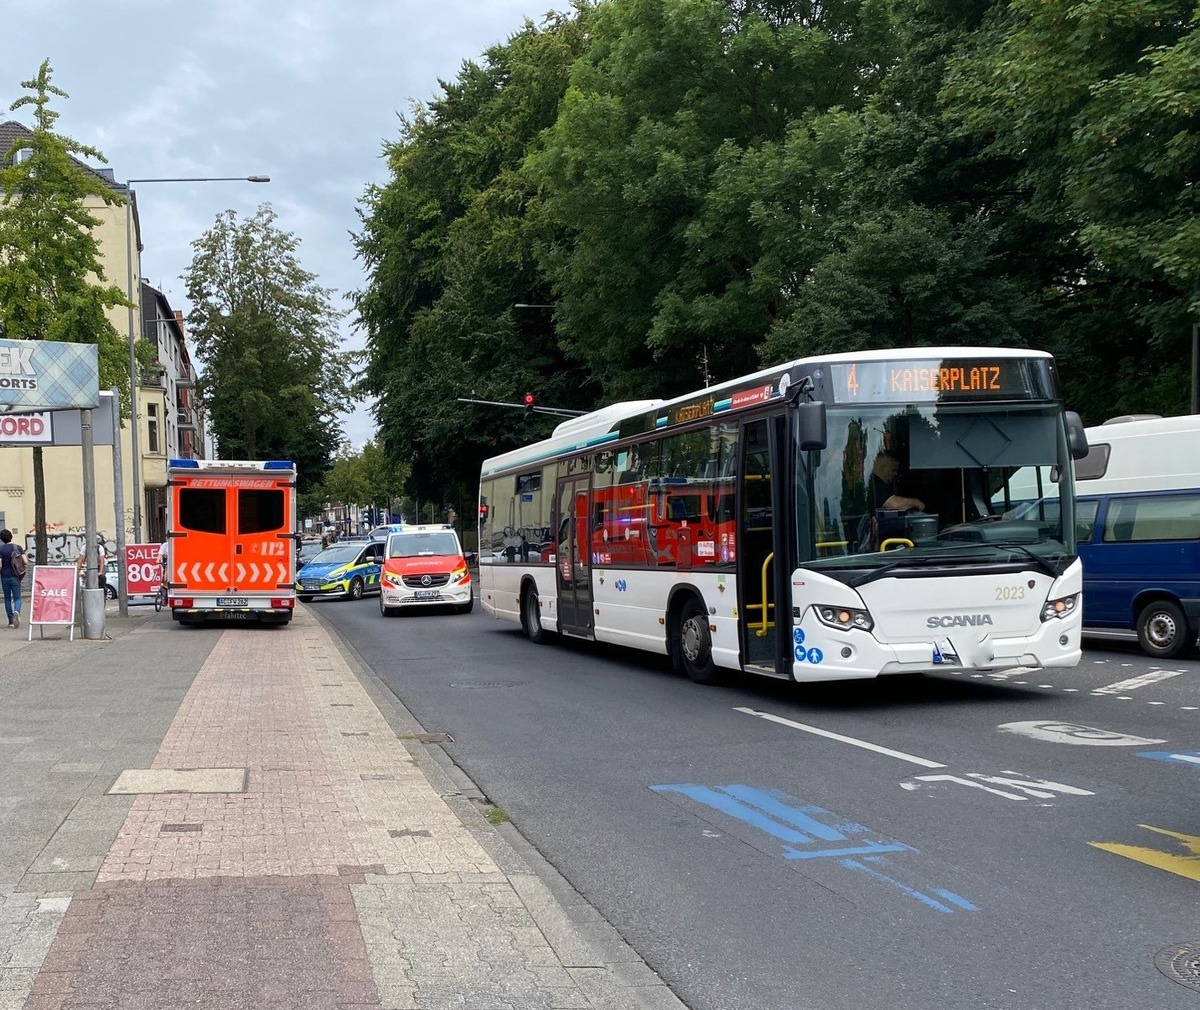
[{"xmin": 2, "ymin": 0, "xmax": 566, "ymax": 449}]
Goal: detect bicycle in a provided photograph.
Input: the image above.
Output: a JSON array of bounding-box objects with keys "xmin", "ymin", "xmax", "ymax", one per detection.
[{"xmin": 154, "ymin": 580, "xmax": 168, "ymax": 613}]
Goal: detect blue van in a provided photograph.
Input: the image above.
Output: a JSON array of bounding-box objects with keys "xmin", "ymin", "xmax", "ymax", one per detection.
[
  {"xmin": 998, "ymin": 415, "xmax": 1200, "ymax": 658},
  {"xmin": 1070, "ymin": 416, "xmax": 1200, "ymax": 658}
]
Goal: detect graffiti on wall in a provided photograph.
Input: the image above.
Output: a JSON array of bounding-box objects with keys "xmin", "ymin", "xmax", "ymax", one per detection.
[{"xmin": 25, "ymin": 522, "xmax": 117, "ymax": 563}]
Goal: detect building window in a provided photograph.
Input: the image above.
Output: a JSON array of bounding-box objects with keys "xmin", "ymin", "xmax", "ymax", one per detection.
[{"xmin": 147, "ymin": 403, "xmax": 159, "ymax": 453}]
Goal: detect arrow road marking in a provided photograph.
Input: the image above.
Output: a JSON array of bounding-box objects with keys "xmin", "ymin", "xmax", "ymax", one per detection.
[{"xmin": 1091, "ymin": 825, "xmax": 1200, "ymax": 883}]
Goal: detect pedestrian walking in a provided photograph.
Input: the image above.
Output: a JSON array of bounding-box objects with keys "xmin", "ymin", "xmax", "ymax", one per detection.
[{"xmin": 0, "ymin": 529, "xmax": 27, "ymax": 629}]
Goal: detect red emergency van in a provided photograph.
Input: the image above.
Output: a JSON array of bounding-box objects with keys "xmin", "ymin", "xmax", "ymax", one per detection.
[{"xmin": 165, "ymin": 459, "xmax": 297, "ymax": 625}]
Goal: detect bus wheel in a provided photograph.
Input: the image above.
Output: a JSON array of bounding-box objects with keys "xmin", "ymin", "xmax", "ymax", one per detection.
[
  {"xmin": 521, "ymin": 587, "xmax": 547, "ymax": 644},
  {"xmin": 348, "ymin": 576, "xmax": 365, "ymax": 601},
  {"xmin": 1137, "ymin": 599, "xmax": 1189, "ymax": 659},
  {"xmin": 679, "ymin": 598, "xmax": 721, "ymax": 685}
]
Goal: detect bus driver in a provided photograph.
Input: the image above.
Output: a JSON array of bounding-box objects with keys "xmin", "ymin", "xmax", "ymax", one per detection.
[{"xmin": 871, "ymin": 451, "xmax": 924, "ymax": 513}]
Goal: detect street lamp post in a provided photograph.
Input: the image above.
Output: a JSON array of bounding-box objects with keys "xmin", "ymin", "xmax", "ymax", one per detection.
[{"xmin": 124, "ymin": 175, "xmax": 269, "ymax": 543}]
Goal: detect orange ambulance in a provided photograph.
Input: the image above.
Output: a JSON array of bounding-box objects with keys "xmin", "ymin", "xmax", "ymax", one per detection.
[{"xmin": 165, "ymin": 459, "xmax": 297, "ymax": 625}]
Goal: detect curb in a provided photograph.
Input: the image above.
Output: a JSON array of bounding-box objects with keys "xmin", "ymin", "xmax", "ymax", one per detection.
[{"xmin": 312, "ymin": 605, "xmax": 689, "ymax": 1010}]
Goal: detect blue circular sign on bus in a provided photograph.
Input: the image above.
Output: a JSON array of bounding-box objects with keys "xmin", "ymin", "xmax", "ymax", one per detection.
[
  {"xmin": 793, "ymin": 628, "xmax": 806, "ymax": 646},
  {"xmin": 806, "ymin": 647, "xmax": 824, "ymax": 665},
  {"xmin": 794, "ymin": 645, "xmax": 807, "ymax": 663}
]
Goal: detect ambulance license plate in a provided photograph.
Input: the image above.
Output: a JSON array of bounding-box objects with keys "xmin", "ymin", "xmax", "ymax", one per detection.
[
  {"xmin": 217, "ymin": 597, "xmax": 249, "ymax": 607},
  {"xmin": 413, "ymin": 590, "xmax": 439, "ymax": 600}
]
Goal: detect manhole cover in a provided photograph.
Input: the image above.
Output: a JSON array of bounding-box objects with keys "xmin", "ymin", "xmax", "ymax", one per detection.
[
  {"xmin": 415, "ymin": 732, "xmax": 454, "ymax": 744},
  {"xmin": 1156, "ymin": 943, "xmax": 1200, "ymax": 992},
  {"xmin": 449, "ymin": 681, "xmax": 528, "ymax": 689}
]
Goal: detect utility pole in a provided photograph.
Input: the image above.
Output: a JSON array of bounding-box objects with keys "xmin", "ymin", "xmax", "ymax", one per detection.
[
  {"xmin": 80, "ymin": 409, "xmax": 104, "ymax": 639},
  {"xmin": 110, "ymin": 388, "xmax": 128, "ymax": 617}
]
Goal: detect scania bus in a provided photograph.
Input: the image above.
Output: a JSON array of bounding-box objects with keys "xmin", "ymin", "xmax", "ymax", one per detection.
[{"xmin": 478, "ymin": 348, "xmax": 1089, "ymax": 683}]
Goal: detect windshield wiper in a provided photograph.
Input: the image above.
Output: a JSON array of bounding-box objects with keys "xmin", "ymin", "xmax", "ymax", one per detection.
[
  {"xmin": 986, "ymin": 541, "xmax": 1064, "ymax": 578},
  {"xmin": 847, "ymin": 541, "xmax": 1064, "ymax": 588},
  {"xmin": 847, "ymin": 544, "xmax": 982, "ymax": 588}
]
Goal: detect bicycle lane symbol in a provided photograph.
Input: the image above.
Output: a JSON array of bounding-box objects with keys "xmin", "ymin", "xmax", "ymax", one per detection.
[{"xmin": 651, "ymin": 783, "xmax": 977, "ymax": 914}]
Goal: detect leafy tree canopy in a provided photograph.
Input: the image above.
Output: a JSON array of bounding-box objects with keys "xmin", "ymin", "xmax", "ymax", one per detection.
[{"xmin": 184, "ymin": 204, "xmax": 352, "ymax": 493}]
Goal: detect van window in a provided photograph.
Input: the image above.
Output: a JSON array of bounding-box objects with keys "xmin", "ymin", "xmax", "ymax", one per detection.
[
  {"xmin": 1102, "ymin": 494, "xmax": 1200, "ymax": 543},
  {"xmin": 1075, "ymin": 500, "xmax": 1099, "ymax": 543},
  {"xmin": 179, "ymin": 488, "xmax": 226, "ymax": 534},
  {"xmin": 238, "ymin": 489, "xmax": 285, "ymax": 534}
]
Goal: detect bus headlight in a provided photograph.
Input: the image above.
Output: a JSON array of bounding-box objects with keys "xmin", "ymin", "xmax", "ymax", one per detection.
[
  {"xmin": 1041, "ymin": 593, "xmax": 1079, "ymax": 621},
  {"xmin": 814, "ymin": 605, "xmax": 874, "ymax": 633}
]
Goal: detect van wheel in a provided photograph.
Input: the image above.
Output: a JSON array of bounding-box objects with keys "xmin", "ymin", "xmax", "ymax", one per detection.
[
  {"xmin": 457, "ymin": 596, "xmax": 474, "ymax": 615},
  {"xmin": 678, "ymin": 597, "xmax": 722, "ymax": 685},
  {"xmin": 521, "ymin": 587, "xmax": 547, "ymax": 644},
  {"xmin": 1137, "ymin": 600, "xmax": 1190, "ymax": 659},
  {"xmin": 348, "ymin": 576, "xmax": 364, "ymax": 601},
  {"xmin": 380, "ymin": 597, "xmax": 396, "ymax": 617}
]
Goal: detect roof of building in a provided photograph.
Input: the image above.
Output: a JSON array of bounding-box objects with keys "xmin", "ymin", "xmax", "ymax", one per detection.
[{"xmin": 0, "ymin": 119, "xmax": 124, "ymax": 191}]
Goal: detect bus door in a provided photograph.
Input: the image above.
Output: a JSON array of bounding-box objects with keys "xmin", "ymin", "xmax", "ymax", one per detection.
[
  {"xmin": 738, "ymin": 417, "xmax": 791, "ymax": 675},
  {"xmin": 554, "ymin": 475, "xmax": 594, "ymax": 636}
]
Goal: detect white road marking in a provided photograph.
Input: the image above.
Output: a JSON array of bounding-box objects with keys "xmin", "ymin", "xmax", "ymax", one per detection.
[
  {"xmin": 1095, "ymin": 670, "xmax": 1183, "ymax": 694},
  {"xmin": 910, "ymin": 775, "xmax": 1030, "ymax": 801},
  {"xmin": 990, "ymin": 667, "xmax": 1037, "ymax": 681},
  {"xmin": 734, "ymin": 708, "xmax": 946, "ymax": 769},
  {"xmin": 998, "ymin": 721, "xmax": 1166, "ymax": 746}
]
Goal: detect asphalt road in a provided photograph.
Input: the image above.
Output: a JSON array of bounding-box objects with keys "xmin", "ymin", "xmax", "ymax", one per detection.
[{"xmin": 318, "ymin": 591, "xmax": 1200, "ymax": 1010}]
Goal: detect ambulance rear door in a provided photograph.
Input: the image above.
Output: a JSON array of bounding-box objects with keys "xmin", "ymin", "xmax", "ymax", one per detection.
[
  {"xmin": 232, "ymin": 473, "xmax": 294, "ymax": 597},
  {"xmin": 169, "ymin": 473, "xmax": 233, "ymax": 597}
]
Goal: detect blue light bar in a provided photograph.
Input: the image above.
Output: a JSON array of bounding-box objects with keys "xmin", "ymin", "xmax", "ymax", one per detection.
[
  {"xmin": 169, "ymin": 458, "xmax": 200, "ymax": 468},
  {"xmin": 263, "ymin": 460, "xmax": 295, "ymax": 469}
]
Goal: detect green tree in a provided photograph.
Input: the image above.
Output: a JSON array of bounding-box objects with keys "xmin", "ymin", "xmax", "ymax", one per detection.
[
  {"xmin": 530, "ymin": 0, "xmax": 896, "ymax": 399},
  {"xmin": 354, "ymin": 11, "xmax": 596, "ymax": 508},
  {"xmin": 184, "ymin": 204, "xmax": 352, "ymax": 492},
  {"xmin": 942, "ymin": 0, "xmax": 1199, "ymax": 419},
  {"xmin": 0, "ymin": 60, "xmax": 131, "ymax": 563},
  {"xmin": 321, "ymin": 447, "xmax": 370, "ymax": 527}
]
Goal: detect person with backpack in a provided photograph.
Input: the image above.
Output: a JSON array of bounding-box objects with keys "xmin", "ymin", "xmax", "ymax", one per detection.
[{"xmin": 0, "ymin": 529, "xmax": 27, "ymax": 629}]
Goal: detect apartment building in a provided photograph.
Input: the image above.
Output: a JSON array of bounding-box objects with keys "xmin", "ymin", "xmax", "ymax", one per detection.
[{"xmin": 0, "ymin": 120, "xmax": 207, "ymax": 559}]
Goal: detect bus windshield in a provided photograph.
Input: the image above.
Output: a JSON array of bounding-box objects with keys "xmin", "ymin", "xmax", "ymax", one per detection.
[{"xmin": 802, "ymin": 402, "xmax": 1076, "ymax": 576}]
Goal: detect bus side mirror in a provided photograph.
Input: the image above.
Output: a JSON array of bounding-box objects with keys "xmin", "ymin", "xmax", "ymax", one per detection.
[
  {"xmin": 797, "ymin": 400, "xmax": 827, "ymax": 451},
  {"xmin": 1065, "ymin": 411, "xmax": 1089, "ymax": 460}
]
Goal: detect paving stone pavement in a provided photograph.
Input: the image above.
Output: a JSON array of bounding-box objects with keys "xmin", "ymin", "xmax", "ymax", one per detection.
[{"xmin": 0, "ymin": 607, "xmax": 685, "ymax": 1010}]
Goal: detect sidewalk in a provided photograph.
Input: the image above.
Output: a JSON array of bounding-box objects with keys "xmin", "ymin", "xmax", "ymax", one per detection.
[{"xmin": 0, "ymin": 605, "xmax": 684, "ymax": 1010}]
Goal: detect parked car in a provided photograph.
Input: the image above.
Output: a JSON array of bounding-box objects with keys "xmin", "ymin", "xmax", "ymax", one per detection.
[
  {"xmin": 104, "ymin": 558, "xmax": 119, "ymax": 600},
  {"xmin": 296, "ymin": 540, "xmax": 384, "ymax": 601},
  {"xmin": 297, "ymin": 538, "xmax": 323, "ymax": 565}
]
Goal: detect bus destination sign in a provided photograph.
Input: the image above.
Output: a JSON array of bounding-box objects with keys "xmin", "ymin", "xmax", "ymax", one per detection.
[{"xmin": 829, "ymin": 358, "xmax": 1052, "ymax": 404}]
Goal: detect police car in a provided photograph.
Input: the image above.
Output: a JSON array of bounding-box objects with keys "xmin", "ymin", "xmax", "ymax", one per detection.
[
  {"xmin": 296, "ymin": 540, "xmax": 384, "ymax": 601},
  {"xmin": 379, "ymin": 525, "xmax": 473, "ymax": 615}
]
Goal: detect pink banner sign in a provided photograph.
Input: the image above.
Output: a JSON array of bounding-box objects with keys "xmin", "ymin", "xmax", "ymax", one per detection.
[
  {"xmin": 124, "ymin": 543, "xmax": 163, "ymax": 596},
  {"xmin": 30, "ymin": 565, "xmax": 77, "ymax": 627}
]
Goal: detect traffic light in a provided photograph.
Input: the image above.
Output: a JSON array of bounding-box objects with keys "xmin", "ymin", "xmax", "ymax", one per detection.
[
  {"xmin": 523, "ymin": 392, "xmax": 536, "ymax": 422},
  {"xmin": 479, "ymin": 498, "xmax": 489, "ymax": 521}
]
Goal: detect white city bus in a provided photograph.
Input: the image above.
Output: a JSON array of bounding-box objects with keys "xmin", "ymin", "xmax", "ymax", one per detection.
[{"xmin": 478, "ymin": 347, "xmax": 1089, "ymax": 683}]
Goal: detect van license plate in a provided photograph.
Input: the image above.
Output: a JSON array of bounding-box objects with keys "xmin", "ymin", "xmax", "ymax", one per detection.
[
  {"xmin": 217, "ymin": 597, "xmax": 249, "ymax": 607},
  {"xmin": 413, "ymin": 590, "xmax": 439, "ymax": 600}
]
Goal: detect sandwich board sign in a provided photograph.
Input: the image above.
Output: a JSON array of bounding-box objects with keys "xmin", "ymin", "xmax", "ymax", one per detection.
[{"xmin": 29, "ymin": 566, "xmax": 78, "ymax": 640}]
